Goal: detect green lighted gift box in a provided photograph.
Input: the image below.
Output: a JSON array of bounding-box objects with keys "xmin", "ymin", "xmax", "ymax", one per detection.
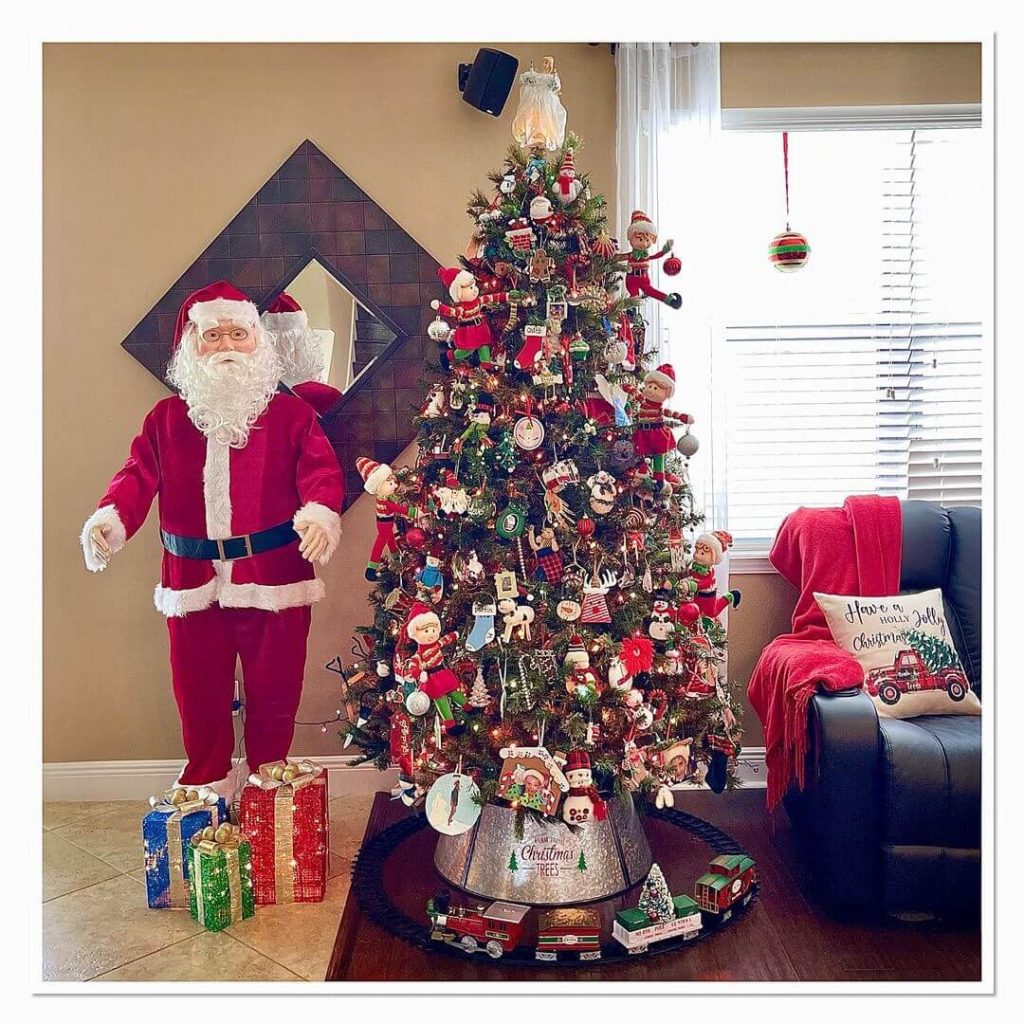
[{"xmin": 187, "ymin": 824, "xmax": 256, "ymax": 932}]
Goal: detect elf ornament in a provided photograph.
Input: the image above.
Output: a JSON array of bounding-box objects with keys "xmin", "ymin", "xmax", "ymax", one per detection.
[
  {"xmin": 689, "ymin": 531, "xmax": 742, "ymax": 620},
  {"xmin": 81, "ymin": 282, "xmax": 344, "ymax": 802},
  {"xmin": 625, "ymin": 364, "xmax": 694, "ymax": 493},
  {"xmin": 455, "ymin": 392, "xmax": 495, "ymax": 452},
  {"xmin": 404, "ymin": 603, "xmax": 466, "ymax": 735},
  {"xmin": 561, "ymin": 750, "xmax": 608, "ymax": 824},
  {"xmin": 358, "ymin": 457, "xmax": 420, "ymax": 581},
  {"xmin": 618, "ymin": 209, "xmax": 682, "ymax": 309},
  {"xmin": 430, "ymin": 268, "xmax": 510, "ymax": 369}
]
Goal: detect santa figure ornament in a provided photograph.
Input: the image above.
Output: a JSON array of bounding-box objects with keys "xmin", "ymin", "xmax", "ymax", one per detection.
[
  {"xmin": 561, "ymin": 750, "xmax": 607, "ymax": 824},
  {"xmin": 260, "ymin": 292, "xmax": 342, "ymax": 416},
  {"xmin": 430, "ymin": 267, "xmax": 510, "ymax": 370},
  {"xmin": 81, "ymin": 281, "xmax": 344, "ymax": 805}
]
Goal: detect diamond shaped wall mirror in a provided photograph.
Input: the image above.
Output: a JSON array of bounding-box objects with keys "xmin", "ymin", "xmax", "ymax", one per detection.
[{"xmin": 121, "ymin": 140, "xmax": 440, "ymax": 508}]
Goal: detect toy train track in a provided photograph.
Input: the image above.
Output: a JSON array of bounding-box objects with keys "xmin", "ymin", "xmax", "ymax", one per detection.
[{"xmin": 351, "ymin": 805, "xmax": 759, "ymax": 969}]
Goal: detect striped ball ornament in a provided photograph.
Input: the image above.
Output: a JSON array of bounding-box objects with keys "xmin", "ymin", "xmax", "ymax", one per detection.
[{"xmin": 768, "ymin": 229, "xmax": 811, "ymax": 272}]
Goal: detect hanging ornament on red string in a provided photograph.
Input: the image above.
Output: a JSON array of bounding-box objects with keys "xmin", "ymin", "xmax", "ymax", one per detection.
[{"xmin": 768, "ymin": 132, "xmax": 811, "ymax": 272}]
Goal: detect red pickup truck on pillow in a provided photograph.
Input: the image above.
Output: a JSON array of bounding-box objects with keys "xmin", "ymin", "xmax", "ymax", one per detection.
[{"xmin": 865, "ymin": 649, "xmax": 969, "ymax": 706}]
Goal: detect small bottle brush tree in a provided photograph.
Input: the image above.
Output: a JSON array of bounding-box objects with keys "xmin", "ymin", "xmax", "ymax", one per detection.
[
  {"xmin": 342, "ymin": 131, "xmax": 741, "ymax": 821},
  {"xmin": 638, "ymin": 864, "xmax": 675, "ymax": 922}
]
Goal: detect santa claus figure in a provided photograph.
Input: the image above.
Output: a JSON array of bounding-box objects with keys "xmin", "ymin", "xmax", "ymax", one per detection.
[
  {"xmin": 81, "ymin": 281, "xmax": 344, "ymax": 803},
  {"xmin": 688, "ymin": 530, "xmax": 742, "ymax": 620},
  {"xmin": 561, "ymin": 750, "xmax": 607, "ymax": 824},
  {"xmin": 260, "ymin": 292, "xmax": 343, "ymax": 416}
]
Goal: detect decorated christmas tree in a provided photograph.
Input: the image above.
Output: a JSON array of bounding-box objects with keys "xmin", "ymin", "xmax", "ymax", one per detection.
[
  {"xmin": 637, "ymin": 863, "xmax": 675, "ymax": 922},
  {"xmin": 340, "ymin": 102, "xmax": 741, "ymax": 826}
]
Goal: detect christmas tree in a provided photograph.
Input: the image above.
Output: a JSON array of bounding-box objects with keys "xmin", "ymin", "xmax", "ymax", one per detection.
[
  {"xmin": 341, "ymin": 118, "xmax": 741, "ymax": 820},
  {"xmin": 637, "ymin": 864, "xmax": 675, "ymax": 922},
  {"xmin": 905, "ymin": 629, "xmax": 960, "ymax": 672}
]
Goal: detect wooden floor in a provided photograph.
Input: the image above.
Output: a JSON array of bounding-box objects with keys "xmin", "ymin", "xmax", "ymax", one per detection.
[{"xmin": 327, "ymin": 791, "xmax": 980, "ymax": 982}]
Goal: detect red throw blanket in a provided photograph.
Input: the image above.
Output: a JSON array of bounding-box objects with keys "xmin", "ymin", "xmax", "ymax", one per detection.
[{"xmin": 747, "ymin": 495, "xmax": 902, "ymax": 811}]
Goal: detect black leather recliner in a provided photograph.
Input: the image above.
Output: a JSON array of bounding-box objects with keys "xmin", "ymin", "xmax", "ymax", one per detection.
[{"xmin": 783, "ymin": 500, "xmax": 981, "ymax": 920}]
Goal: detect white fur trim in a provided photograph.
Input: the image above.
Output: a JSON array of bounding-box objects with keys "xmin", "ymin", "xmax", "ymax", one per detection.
[
  {"xmin": 203, "ymin": 440, "xmax": 233, "ymax": 540},
  {"xmin": 449, "ymin": 269, "xmax": 475, "ymax": 302},
  {"xmin": 261, "ymin": 310, "xmax": 309, "ymax": 332},
  {"xmin": 293, "ymin": 502, "xmax": 342, "ymax": 565},
  {"xmin": 189, "ymin": 298, "xmax": 259, "ymax": 330},
  {"xmin": 363, "ymin": 463, "xmax": 392, "ymax": 495},
  {"xmin": 153, "ymin": 577, "xmax": 326, "ymax": 617},
  {"xmin": 645, "ymin": 368, "xmax": 675, "ymax": 397},
  {"xmin": 81, "ymin": 505, "xmax": 127, "ymax": 572},
  {"xmin": 627, "ymin": 216, "xmax": 655, "ymax": 238}
]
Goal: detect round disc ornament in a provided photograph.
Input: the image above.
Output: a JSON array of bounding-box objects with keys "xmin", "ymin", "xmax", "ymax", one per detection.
[
  {"xmin": 425, "ymin": 772, "xmax": 482, "ymax": 836},
  {"xmin": 609, "ymin": 438, "xmax": 636, "ymax": 471},
  {"xmin": 556, "ymin": 599, "xmax": 582, "ymax": 621},
  {"xmin": 513, "ymin": 415, "xmax": 545, "ymax": 451}
]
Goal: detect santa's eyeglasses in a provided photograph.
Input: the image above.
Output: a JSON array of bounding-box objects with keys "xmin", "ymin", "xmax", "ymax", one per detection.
[{"xmin": 200, "ymin": 327, "xmax": 254, "ymax": 343}]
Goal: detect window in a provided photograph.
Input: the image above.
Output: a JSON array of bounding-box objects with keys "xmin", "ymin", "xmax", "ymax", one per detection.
[{"xmin": 662, "ymin": 115, "xmax": 985, "ymax": 552}]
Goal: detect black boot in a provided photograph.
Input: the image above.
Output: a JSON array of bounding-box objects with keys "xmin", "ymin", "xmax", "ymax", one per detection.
[
  {"xmin": 706, "ymin": 750, "xmax": 728, "ymax": 794},
  {"xmin": 664, "ymin": 292, "xmax": 683, "ymax": 310}
]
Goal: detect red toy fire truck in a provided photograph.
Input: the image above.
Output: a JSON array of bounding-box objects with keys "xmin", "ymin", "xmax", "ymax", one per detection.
[
  {"xmin": 865, "ymin": 649, "xmax": 969, "ymax": 707},
  {"xmin": 426, "ymin": 891, "xmax": 530, "ymax": 959},
  {"xmin": 694, "ymin": 854, "xmax": 756, "ymax": 919}
]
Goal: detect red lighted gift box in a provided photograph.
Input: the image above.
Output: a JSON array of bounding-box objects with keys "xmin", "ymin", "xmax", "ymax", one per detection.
[{"xmin": 238, "ymin": 759, "xmax": 330, "ymax": 904}]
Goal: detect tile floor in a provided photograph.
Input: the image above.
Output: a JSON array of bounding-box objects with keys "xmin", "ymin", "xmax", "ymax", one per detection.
[{"xmin": 41, "ymin": 792, "xmax": 374, "ymax": 982}]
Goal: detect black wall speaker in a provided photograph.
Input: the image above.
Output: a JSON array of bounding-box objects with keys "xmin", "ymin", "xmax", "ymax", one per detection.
[{"xmin": 458, "ymin": 48, "xmax": 519, "ymax": 117}]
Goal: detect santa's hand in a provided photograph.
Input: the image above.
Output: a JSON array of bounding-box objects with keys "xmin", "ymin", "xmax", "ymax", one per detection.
[
  {"xmin": 88, "ymin": 525, "xmax": 113, "ymax": 568},
  {"xmin": 295, "ymin": 522, "xmax": 329, "ymax": 564},
  {"xmin": 430, "ymin": 299, "xmax": 441, "ymax": 311}
]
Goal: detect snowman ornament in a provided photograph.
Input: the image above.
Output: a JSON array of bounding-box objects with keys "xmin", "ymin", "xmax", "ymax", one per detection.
[{"xmin": 561, "ymin": 750, "xmax": 607, "ymax": 825}]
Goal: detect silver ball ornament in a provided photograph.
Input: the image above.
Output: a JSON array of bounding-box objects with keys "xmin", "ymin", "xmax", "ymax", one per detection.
[
  {"xmin": 405, "ymin": 690, "xmax": 431, "ymax": 717},
  {"xmin": 427, "ymin": 317, "xmax": 452, "ymax": 343},
  {"xmin": 676, "ymin": 430, "xmax": 700, "ymax": 458}
]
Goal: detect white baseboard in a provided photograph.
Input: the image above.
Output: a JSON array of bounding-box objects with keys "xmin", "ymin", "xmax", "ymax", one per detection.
[{"xmin": 42, "ymin": 748, "xmax": 766, "ymax": 802}]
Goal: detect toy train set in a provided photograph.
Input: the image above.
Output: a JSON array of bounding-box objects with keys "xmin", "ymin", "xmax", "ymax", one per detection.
[{"xmin": 425, "ymin": 854, "xmax": 756, "ymax": 962}]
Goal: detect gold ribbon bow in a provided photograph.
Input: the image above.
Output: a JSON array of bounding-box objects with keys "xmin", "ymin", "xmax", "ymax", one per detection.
[
  {"xmin": 248, "ymin": 760, "xmax": 326, "ymax": 904},
  {"xmin": 189, "ymin": 823, "xmax": 248, "ymax": 927},
  {"xmin": 150, "ymin": 787, "xmax": 221, "ymax": 907}
]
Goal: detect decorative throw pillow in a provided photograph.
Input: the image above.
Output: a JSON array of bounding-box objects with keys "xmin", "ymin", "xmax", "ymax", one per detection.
[{"xmin": 814, "ymin": 588, "xmax": 981, "ymax": 719}]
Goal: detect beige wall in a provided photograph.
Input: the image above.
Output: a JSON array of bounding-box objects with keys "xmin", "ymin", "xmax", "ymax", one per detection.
[
  {"xmin": 42, "ymin": 42, "xmax": 616, "ymax": 764},
  {"xmin": 721, "ymin": 43, "xmax": 981, "ymax": 108}
]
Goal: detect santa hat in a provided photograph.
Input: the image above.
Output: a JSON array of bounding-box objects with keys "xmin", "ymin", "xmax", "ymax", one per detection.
[
  {"xmin": 406, "ymin": 601, "xmax": 440, "ymax": 637},
  {"xmin": 559, "ymin": 150, "xmax": 576, "ymax": 179},
  {"xmin": 697, "ymin": 530, "xmax": 734, "ymax": 562},
  {"xmin": 626, "ymin": 209, "xmax": 656, "ymax": 239},
  {"xmin": 566, "ymin": 749, "xmax": 592, "ymax": 773},
  {"xmin": 261, "ymin": 291, "xmax": 309, "ymax": 333},
  {"xmin": 437, "ymin": 267, "xmax": 476, "ymax": 302},
  {"xmin": 173, "ymin": 281, "xmax": 260, "ymax": 350},
  {"xmin": 645, "ymin": 363, "xmax": 676, "ymax": 397},
  {"xmin": 356, "ymin": 456, "xmax": 393, "ymax": 496}
]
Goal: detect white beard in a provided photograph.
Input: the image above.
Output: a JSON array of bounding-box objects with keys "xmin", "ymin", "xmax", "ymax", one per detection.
[
  {"xmin": 166, "ymin": 328, "xmax": 282, "ymax": 447},
  {"xmin": 272, "ymin": 324, "xmax": 326, "ymax": 386}
]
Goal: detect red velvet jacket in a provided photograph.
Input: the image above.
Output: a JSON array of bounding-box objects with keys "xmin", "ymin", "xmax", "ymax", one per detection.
[
  {"xmin": 82, "ymin": 393, "xmax": 344, "ymax": 617},
  {"xmin": 291, "ymin": 380, "xmax": 344, "ymax": 417}
]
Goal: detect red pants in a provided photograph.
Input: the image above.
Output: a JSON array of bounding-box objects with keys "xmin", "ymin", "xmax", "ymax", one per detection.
[
  {"xmin": 369, "ymin": 520, "xmax": 399, "ymax": 566},
  {"xmin": 168, "ymin": 604, "xmax": 312, "ymax": 785},
  {"xmin": 626, "ymin": 273, "xmax": 669, "ymax": 304}
]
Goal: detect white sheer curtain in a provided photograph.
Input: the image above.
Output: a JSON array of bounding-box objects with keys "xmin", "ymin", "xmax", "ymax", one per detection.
[{"xmin": 615, "ymin": 42, "xmax": 722, "ymax": 516}]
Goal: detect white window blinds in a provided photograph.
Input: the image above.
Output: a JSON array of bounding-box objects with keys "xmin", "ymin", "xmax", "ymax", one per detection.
[{"xmin": 709, "ymin": 125, "xmax": 984, "ymax": 547}]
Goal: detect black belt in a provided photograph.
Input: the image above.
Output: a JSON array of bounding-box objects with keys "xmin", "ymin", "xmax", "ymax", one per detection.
[
  {"xmin": 459, "ymin": 317, "xmax": 482, "ymax": 326},
  {"xmin": 628, "ymin": 268, "xmax": 647, "ymax": 276},
  {"xmin": 635, "ymin": 422, "xmax": 665, "ymax": 430},
  {"xmin": 160, "ymin": 521, "xmax": 299, "ymax": 561}
]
